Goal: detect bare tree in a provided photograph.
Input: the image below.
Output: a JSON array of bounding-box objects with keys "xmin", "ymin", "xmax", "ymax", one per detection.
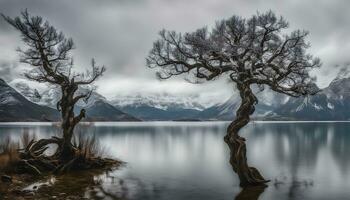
[
  {"xmin": 147, "ymin": 11, "xmax": 321, "ymax": 187},
  {"xmin": 2, "ymin": 11, "xmax": 105, "ymax": 160}
]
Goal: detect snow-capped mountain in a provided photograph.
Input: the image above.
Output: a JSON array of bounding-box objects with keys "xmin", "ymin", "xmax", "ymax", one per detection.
[
  {"xmin": 111, "ymin": 94, "xmax": 206, "ymax": 121},
  {"xmin": 110, "ymin": 93, "xmax": 226, "ymax": 121},
  {"xmin": 10, "ymin": 79, "xmax": 107, "ymax": 108},
  {"xmin": 271, "ymin": 67, "xmax": 350, "ymax": 120},
  {"xmin": 205, "ymin": 66, "xmax": 350, "ymax": 121},
  {"xmin": 0, "ymin": 79, "xmax": 59, "ymax": 121},
  {"xmin": 273, "ymin": 75, "xmax": 350, "ymax": 120},
  {"xmin": 274, "ymin": 91, "xmax": 334, "ymax": 120},
  {"xmin": 199, "ymin": 87, "xmax": 289, "ymax": 120},
  {"xmin": 9, "ymin": 79, "xmax": 139, "ymax": 121},
  {"xmin": 7, "ymin": 66, "xmax": 350, "ymax": 121},
  {"xmin": 112, "ymin": 93, "xmax": 217, "ymax": 111}
]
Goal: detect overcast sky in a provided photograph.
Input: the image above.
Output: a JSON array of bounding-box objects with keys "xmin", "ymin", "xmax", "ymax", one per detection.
[{"xmin": 0, "ymin": 0, "xmax": 349, "ymax": 100}]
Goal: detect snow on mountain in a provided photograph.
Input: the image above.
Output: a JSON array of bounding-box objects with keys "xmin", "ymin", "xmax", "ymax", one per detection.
[
  {"xmin": 273, "ymin": 66, "xmax": 350, "ymax": 120},
  {"xmin": 9, "ymin": 78, "xmax": 47, "ymax": 104},
  {"xmin": 111, "ymin": 93, "xmax": 211, "ymax": 121},
  {"xmin": 9, "ymin": 78, "xmax": 138, "ymax": 121},
  {"xmin": 0, "ymin": 79, "xmax": 59, "ymax": 121},
  {"xmin": 207, "ymin": 72, "xmax": 350, "ymax": 121},
  {"xmin": 331, "ymin": 64, "xmax": 350, "ymax": 83},
  {"xmin": 10, "ymin": 78, "xmax": 107, "ymax": 108},
  {"xmin": 111, "ymin": 93, "xmax": 220, "ymax": 111},
  {"xmin": 200, "ymin": 87, "xmax": 289, "ymax": 120},
  {"xmin": 9, "ymin": 66, "xmax": 350, "ymax": 121}
]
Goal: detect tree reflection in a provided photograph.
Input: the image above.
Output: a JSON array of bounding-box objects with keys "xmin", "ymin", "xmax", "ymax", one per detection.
[
  {"xmin": 234, "ymin": 185, "xmax": 267, "ymax": 200},
  {"xmin": 31, "ymin": 169, "xmax": 129, "ymax": 199},
  {"xmin": 242, "ymin": 122, "xmax": 350, "ymax": 199}
]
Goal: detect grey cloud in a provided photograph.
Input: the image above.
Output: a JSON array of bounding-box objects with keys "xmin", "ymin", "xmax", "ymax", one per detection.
[
  {"xmin": 0, "ymin": 61, "xmax": 20, "ymax": 82},
  {"xmin": 0, "ymin": 0, "xmax": 349, "ymax": 98}
]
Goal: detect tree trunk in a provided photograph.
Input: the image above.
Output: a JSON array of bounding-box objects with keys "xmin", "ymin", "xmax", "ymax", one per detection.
[
  {"xmin": 60, "ymin": 120, "xmax": 75, "ymax": 160},
  {"xmin": 58, "ymin": 85, "xmax": 78, "ymax": 160},
  {"xmin": 224, "ymin": 83, "xmax": 269, "ymax": 187}
]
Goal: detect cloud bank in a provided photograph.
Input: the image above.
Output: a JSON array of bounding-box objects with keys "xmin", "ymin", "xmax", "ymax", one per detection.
[{"xmin": 0, "ymin": 0, "xmax": 349, "ymax": 100}]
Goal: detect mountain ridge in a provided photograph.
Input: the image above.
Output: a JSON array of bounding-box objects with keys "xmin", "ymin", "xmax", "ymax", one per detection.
[
  {"xmin": 6, "ymin": 74, "xmax": 350, "ymax": 121},
  {"xmin": 0, "ymin": 78, "xmax": 60, "ymax": 122},
  {"xmin": 7, "ymin": 79, "xmax": 139, "ymax": 122}
]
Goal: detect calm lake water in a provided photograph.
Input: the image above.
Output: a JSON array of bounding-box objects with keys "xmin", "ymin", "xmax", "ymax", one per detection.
[{"xmin": 1, "ymin": 121, "xmax": 350, "ymax": 200}]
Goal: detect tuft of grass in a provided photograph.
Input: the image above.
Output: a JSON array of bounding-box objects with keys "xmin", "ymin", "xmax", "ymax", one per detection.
[
  {"xmin": 73, "ymin": 132, "xmax": 107, "ymax": 161},
  {"xmin": 0, "ymin": 136, "xmax": 20, "ymax": 172},
  {"xmin": 20, "ymin": 130, "xmax": 37, "ymax": 148},
  {"xmin": 0, "ymin": 127, "xmax": 111, "ymax": 173}
]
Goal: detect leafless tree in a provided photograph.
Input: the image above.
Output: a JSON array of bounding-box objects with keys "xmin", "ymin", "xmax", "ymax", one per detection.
[
  {"xmin": 147, "ymin": 11, "xmax": 321, "ymax": 187},
  {"xmin": 2, "ymin": 11, "xmax": 105, "ymax": 160}
]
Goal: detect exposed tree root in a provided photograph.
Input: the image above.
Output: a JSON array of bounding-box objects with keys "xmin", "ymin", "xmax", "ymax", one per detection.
[{"xmin": 11, "ymin": 136, "xmax": 120, "ymax": 176}]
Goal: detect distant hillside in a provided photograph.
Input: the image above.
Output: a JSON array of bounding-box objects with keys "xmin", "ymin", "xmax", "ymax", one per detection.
[
  {"xmin": 7, "ymin": 71, "xmax": 350, "ymax": 121},
  {"xmin": 115, "ymin": 104, "xmax": 201, "ymax": 121},
  {"xmin": 112, "ymin": 72, "xmax": 350, "ymax": 121},
  {"xmin": 198, "ymin": 90, "xmax": 288, "ymax": 120},
  {"xmin": 9, "ymin": 79, "xmax": 139, "ymax": 122},
  {"xmin": 273, "ymin": 76, "xmax": 350, "ymax": 120},
  {"xmin": 0, "ymin": 79, "xmax": 59, "ymax": 121},
  {"xmin": 79, "ymin": 100, "xmax": 140, "ymax": 121},
  {"xmin": 200, "ymin": 72, "xmax": 350, "ymax": 121},
  {"xmin": 111, "ymin": 94, "xmax": 208, "ymax": 121}
]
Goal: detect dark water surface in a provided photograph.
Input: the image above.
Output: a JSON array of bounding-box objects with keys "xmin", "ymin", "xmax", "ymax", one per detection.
[{"xmin": 1, "ymin": 121, "xmax": 350, "ymax": 200}]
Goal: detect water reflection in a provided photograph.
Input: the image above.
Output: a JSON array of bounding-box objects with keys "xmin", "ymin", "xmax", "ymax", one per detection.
[
  {"xmin": 1, "ymin": 122, "xmax": 350, "ymax": 200},
  {"xmin": 234, "ymin": 185, "xmax": 267, "ymax": 200}
]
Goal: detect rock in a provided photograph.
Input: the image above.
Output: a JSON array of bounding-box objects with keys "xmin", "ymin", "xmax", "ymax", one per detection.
[
  {"xmin": 24, "ymin": 192, "xmax": 35, "ymax": 196},
  {"xmin": 21, "ymin": 189, "xmax": 32, "ymax": 194},
  {"xmin": 12, "ymin": 188, "xmax": 22, "ymax": 195},
  {"xmin": 1, "ymin": 175, "xmax": 12, "ymax": 183},
  {"xmin": 14, "ymin": 180, "xmax": 23, "ymax": 184}
]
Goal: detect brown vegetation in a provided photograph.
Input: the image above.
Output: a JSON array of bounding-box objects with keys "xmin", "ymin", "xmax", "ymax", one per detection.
[{"xmin": 0, "ymin": 132, "xmax": 120, "ymax": 176}]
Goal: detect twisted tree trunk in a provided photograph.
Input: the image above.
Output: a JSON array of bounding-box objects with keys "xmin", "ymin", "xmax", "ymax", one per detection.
[
  {"xmin": 57, "ymin": 84, "xmax": 85, "ymax": 160},
  {"xmin": 224, "ymin": 83, "xmax": 269, "ymax": 187}
]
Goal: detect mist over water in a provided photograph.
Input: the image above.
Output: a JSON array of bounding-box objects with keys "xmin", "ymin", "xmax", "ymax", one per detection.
[{"xmin": 0, "ymin": 121, "xmax": 349, "ymax": 200}]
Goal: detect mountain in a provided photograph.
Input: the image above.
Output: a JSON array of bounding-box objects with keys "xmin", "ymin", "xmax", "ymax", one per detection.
[
  {"xmin": 112, "ymin": 93, "xmax": 210, "ymax": 110},
  {"xmin": 80, "ymin": 100, "xmax": 139, "ymax": 121},
  {"xmin": 0, "ymin": 79, "xmax": 59, "ymax": 121},
  {"xmin": 111, "ymin": 90, "xmax": 291, "ymax": 121},
  {"xmin": 10, "ymin": 79, "xmax": 139, "ymax": 121},
  {"xmin": 112, "ymin": 94, "xmax": 204, "ymax": 121},
  {"xmin": 10, "ymin": 79, "xmax": 108, "ymax": 108},
  {"xmin": 274, "ymin": 76, "xmax": 350, "ymax": 120},
  {"xmin": 8, "ymin": 70, "xmax": 350, "ymax": 121},
  {"xmin": 115, "ymin": 104, "xmax": 202, "ymax": 121},
  {"xmin": 199, "ymin": 88, "xmax": 289, "ymax": 120},
  {"xmin": 203, "ymin": 71, "xmax": 350, "ymax": 121}
]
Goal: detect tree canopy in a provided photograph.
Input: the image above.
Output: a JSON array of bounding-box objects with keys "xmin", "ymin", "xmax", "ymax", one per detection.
[
  {"xmin": 2, "ymin": 10, "xmax": 105, "ymax": 92},
  {"xmin": 147, "ymin": 11, "xmax": 321, "ymax": 97}
]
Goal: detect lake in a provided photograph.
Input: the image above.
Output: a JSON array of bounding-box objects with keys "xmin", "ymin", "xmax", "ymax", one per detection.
[{"xmin": 0, "ymin": 121, "xmax": 349, "ymax": 200}]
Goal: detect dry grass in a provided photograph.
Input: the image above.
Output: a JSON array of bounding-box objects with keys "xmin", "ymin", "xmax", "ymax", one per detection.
[
  {"xmin": 73, "ymin": 132, "xmax": 107, "ymax": 161},
  {"xmin": 20, "ymin": 131, "xmax": 37, "ymax": 148},
  {"xmin": 0, "ymin": 128, "xmax": 109, "ymax": 173},
  {"xmin": 0, "ymin": 132, "xmax": 39, "ymax": 172},
  {"xmin": 0, "ymin": 136, "xmax": 20, "ymax": 172}
]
